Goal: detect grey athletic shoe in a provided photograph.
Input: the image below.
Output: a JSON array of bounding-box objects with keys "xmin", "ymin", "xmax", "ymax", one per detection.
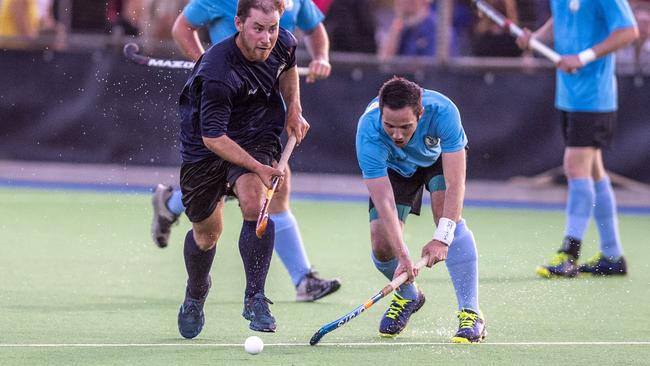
[
  {"xmin": 151, "ymin": 184, "xmax": 179, "ymax": 248},
  {"xmin": 295, "ymin": 270, "xmax": 341, "ymax": 302}
]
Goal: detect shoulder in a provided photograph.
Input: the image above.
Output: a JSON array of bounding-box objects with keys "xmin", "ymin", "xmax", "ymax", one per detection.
[
  {"xmin": 277, "ymin": 27, "xmax": 298, "ymax": 49},
  {"xmin": 422, "ymin": 89, "xmax": 456, "ymax": 113},
  {"xmin": 196, "ymin": 40, "xmax": 243, "ymax": 88},
  {"xmin": 357, "ymin": 99, "xmax": 381, "ymax": 135}
]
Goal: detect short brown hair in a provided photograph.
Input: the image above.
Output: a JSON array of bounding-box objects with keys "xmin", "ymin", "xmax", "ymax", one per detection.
[
  {"xmin": 378, "ymin": 76, "xmax": 423, "ymax": 117},
  {"xmin": 237, "ymin": 0, "xmax": 285, "ymax": 22}
]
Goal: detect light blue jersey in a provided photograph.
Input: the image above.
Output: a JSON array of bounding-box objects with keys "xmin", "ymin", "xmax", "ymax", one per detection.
[
  {"xmin": 183, "ymin": 0, "xmax": 324, "ymax": 44},
  {"xmin": 552, "ymin": 0, "xmax": 636, "ymax": 112},
  {"xmin": 356, "ymin": 90, "xmax": 467, "ymax": 179}
]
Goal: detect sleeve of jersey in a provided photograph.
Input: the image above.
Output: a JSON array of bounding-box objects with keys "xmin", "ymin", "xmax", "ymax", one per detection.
[
  {"xmin": 600, "ymin": 0, "xmax": 637, "ymax": 33},
  {"xmin": 280, "ymin": 29, "xmax": 298, "ymax": 70},
  {"xmin": 296, "ymin": 0, "xmax": 325, "ymax": 32},
  {"xmin": 199, "ymin": 80, "xmax": 234, "ymax": 139},
  {"xmin": 436, "ymin": 100, "xmax": 468, "ymax": 153},
  {"xmin": 356, "ymin": 118, "xmax": 389, "ymax": 179},
  {"xmin": 183, "ymin": 0, "xmax": 219, "ymax": 28}
]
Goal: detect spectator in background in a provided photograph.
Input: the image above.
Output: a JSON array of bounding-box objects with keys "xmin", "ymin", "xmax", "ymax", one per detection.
[
  {"xmin": 0, "ymin": 0, "xmax": 40, "ymax": 48},
  {"xmin": 325, "ymin": 0, "xmax": 377, "ymax": 53},
  {"xmin": 470, "ymin": 0, "xmax": 522, "ymax": 57},
  {"xmin": 378, "ymin": 0, "xmax": 455, "ymax": 60},
  {"xmin": 37, "ymin": 0, "xmax": 66, "ymax": 49},
  {"xmin": 107, "ymin": 0, "xmax": 146, "ymax": 36},
  {"xmin": 632, "ymin": 1, "xmax": 650, "ymax": 63}
]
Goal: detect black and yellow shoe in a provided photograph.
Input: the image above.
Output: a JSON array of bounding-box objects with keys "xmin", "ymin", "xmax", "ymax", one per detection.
[
  {"xmin": 536, "ymin": 252, "xmax": 579, "ymax": 278},
  {"xmin": 451, "ymin": 309, "xmax": 486, "ymax": 343},
  {"xmin": 579, "ymin": 253, "xmax": 627, "ymax": 276},
  {"xmin": 378, "ymin": 292, "xmax": 426, "ymax": 338}
]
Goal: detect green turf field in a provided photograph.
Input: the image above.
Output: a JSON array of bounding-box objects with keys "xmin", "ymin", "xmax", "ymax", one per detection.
[{"xmin": 1, "ymin": 187, "xmax": 649, "ymax": 365}]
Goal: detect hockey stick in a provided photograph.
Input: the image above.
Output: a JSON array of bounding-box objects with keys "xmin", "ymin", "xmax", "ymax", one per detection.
[
  {"xmin": 473, "ymin": 0, "xmax": 561, "ymax": 63},
  {"xmin": 123, "ymin": 43, "xmax": 310, "ymax": 75},
  {"xmin": 309, "ymin": 255, "xmax": 430, "ymax": 346},
  {"xmin": 255, "ymin": 135, "xmax": 297, "ymax": 238}
]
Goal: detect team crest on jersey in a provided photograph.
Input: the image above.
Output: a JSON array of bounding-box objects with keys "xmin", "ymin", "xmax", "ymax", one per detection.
[
  {"xmin": 284, "ymin": 0, "xmax": 294, "ymax": 10},
  {"xmin": 424, "ymin": 135, "xmax": 439, "ymax": 148},
  {"xmin": 569, "ymin": 0, "xmax": 580, "ymax": 13}
]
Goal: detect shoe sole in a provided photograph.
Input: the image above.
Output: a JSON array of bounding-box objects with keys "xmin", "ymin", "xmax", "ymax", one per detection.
[{"xmin": 295, "ymin": 280, "xmax": 342, "ymax": 302}]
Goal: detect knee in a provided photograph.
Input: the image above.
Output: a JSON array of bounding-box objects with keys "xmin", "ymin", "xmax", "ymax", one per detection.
[
  {"xmin": 193, "ymin": 229, "xmax": 221, "ymax": 251},
  {"xmin": 370, "ymin": 229, "xmax": 394, "ymax": 260},
  {"xmin": 239, "ymin": 199, "xmax": 261, "ymax": 221},
  {"xmin": 563, "ymin": 157, "xmax": 590, "ymax": 179}
]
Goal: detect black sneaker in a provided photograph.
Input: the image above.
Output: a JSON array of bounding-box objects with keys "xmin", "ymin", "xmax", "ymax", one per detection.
[
  {"xmin": 378, "ymin": 292, "xmax": 426, "ymax": 338},
  {"xmin": 295, "ymin": 270, "xmax": 341, "ymax": 302},
  {"xmin": 579, "ymin": 253, "xmax": 627, "ymax": 276},
  {"xmin": 242, "ymin": 293, "xmax": 276, "ymax": 332},
  {"xmin": 151, "ymin": 184, "xmax": 179, "ymax": 248},
  {"xmin": 177, "ymin": 288, "xmax": 207, "ymax": 339}
]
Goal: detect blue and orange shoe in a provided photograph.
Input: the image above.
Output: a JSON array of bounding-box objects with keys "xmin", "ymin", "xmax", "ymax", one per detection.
[
  {"xmin": 451, "ymin": 309, "xmax": 486, "ymax": 343},
  {"xmin": 579, "ymin": 253, "xmax": 627, "ymax": 276},
  {"xmin": 536, "ymin": 252, "xmax": 579, "ymax": 278},
  {"xmin": 242, "ymin": 293, "xmax": 277, "ymax": 332},
  {"xmin": 379, "ymin": 292, "xmax": 426, "ymax": 338}
]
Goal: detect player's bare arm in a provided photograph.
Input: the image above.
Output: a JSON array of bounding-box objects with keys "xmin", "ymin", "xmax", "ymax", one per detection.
[
  {"xmin": 279, "ymin": 66, "xmax": 310, "ymax": 143},
  {"xmin": 516, "ymin": 18, "xmax": 554, "ymax": 51},
  {"xmin": 202, "ymin": 135, "xmax": 283, "ymax": 188},
  {"xmin": 421, "ymin": 149, "xmax": 466, "ymax": 267},
  {"xmin": 558, "ymin": 26, "xmax": 639, "ymax": 73},
  {"xmin": 302, "ymin": 23, "xmax": 331, "ymax": 83},
  {"xmin": 171, "ymin": 13, "xmax": 205, "ymax": 62},
  {"xmin": 364, "ymin": 176, "xmax": 417, "ymax": 282}
]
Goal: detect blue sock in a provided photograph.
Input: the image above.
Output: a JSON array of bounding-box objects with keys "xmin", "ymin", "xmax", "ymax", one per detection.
[
  {"xmin": 166, "ymin": 189, "xmax": 185, "ymax": 216},
  {"xmin": 594, "ymin": 177, "xmax": 623, "ymax": 258},
  {"xmin": 371, "ymin": 252, "xmax": 418, "ymax": 300},
  {"xmin": 270, "ymin": 211, "xmax": 311, "ymax": 286},
  {"xmin": 565, "ymin": 179, "xmax": 595, "ymax": 240},
  {"xmin": 445, "ymin": 219, "xmax": 479, "ymax": 312}
]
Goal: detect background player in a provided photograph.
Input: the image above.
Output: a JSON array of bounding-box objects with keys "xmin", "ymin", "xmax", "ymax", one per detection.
[{"xmin": 516, "ymin": 0, "xmax": 639, "ymax": 278}]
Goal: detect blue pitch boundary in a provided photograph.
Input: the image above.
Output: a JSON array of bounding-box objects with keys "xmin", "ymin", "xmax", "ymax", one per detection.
[{"xmin": 2, "ymin": 179, "xmax": 650, "ymax": 215}]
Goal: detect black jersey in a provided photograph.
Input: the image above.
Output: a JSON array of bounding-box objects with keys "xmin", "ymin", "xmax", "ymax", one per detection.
[{"xmin": 179, "ymin": 27, "xmax": 297, "ymax": 163}]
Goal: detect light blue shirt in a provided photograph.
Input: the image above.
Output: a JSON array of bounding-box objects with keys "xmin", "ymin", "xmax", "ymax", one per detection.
[
  {"xmin": 551, "ymin": 0, "xmax": 636, "ymax": 112},
  {"xmin": 183, "ymin": 0, "xmax": 324, "ymax": 44},
  {"xmin": 356, "ymin": 89, "xmax": 467, "ymax": 179}
]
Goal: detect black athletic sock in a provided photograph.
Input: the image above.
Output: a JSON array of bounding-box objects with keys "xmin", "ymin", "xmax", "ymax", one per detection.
[
  {"xmin": 239, "ymin": 220, "xmax": 275, "ymax": 299},
  {"xmin": 183, "ymin": 230, "xmax": 216, "ymax": 300},
  {"xmin": 560, "ymin": 236, "xmax": 582, "ymax": 260}
]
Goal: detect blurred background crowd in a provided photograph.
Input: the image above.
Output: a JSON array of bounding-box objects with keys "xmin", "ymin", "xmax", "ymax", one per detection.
[{"xmin": 1, "ymin": 0, "xmax": 648, "ymax": 64}]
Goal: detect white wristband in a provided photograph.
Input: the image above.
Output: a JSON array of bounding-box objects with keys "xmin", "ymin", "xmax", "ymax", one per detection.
[
  {"xmin": 433, "ymin": 217, "xmax": 456, "ymax": 246},
  {"xmin": 578, "ymin": 48, "xmax": 596, "ymax": 66}
]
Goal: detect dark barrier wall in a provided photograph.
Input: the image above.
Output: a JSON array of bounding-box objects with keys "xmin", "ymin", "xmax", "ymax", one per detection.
[{"xmin": 1, "ymin": 49, "xmax": 649, "ymax": 182}]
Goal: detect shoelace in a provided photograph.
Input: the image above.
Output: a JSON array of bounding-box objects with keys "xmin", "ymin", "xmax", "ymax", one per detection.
[
  {"xmin": 457, "ymin": 311, "xmax": 479, "ymax": 329},
  {"xmin": 252, "ymin": 295, "xmax": 274, "ymax": 316},
  {"xmin": 385, "ymin": 296, "xmax": 411, "ymax": 320}
]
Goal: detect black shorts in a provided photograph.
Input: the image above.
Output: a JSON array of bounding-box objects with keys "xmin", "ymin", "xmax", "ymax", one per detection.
[
  {"xmin": 561, "ymin": 111, "xmax": 616, "ymax": 148},
  {"xmin": 368, "ymin": 158, "xmax": 444, "ymax": 220},
  {"xmin": 180, "ymin": 137, "xmax": 280, "ymax": 223}
]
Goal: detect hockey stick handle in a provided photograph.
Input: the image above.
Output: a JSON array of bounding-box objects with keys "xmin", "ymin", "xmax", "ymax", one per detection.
[
  {"xmin": 309, "ymin": 255, "xmax": 430, "ymax": 345},
  {"xmin": 123, "ymin": 43, "xmax": 310, "ymax": 74},
  {"xmin": 254, "ymin": 135, "xmax": 297, "ymax": 238},
  {"xmin": 473, "ymin": 0, "xmax": 561, "ymax": 64}
]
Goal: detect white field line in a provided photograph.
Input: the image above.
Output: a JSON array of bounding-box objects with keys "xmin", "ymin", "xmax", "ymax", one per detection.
[{"xmin": 1, "ymin": 341, "xmax": 650, "ymax": 348}]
